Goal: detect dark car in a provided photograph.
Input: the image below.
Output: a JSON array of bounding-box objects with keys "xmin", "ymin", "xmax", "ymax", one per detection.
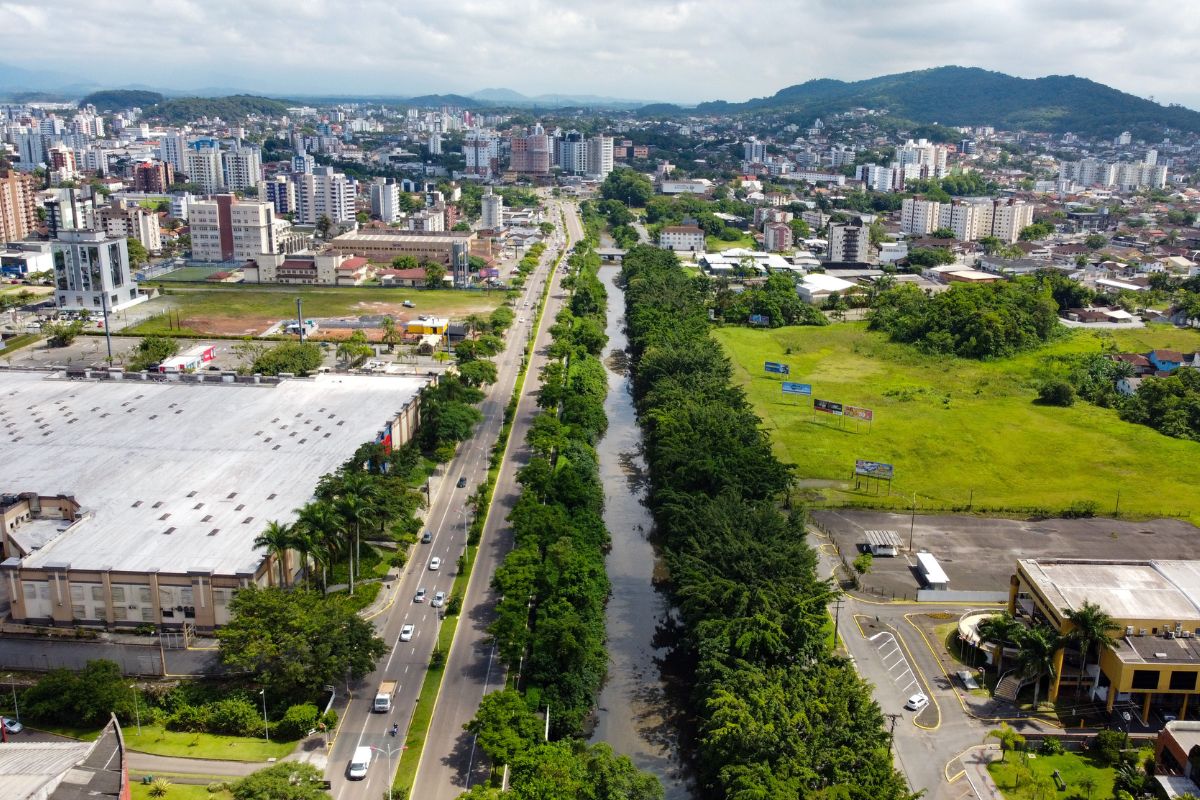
[
  {"xmin": 421, "ymin": 530, "xmax": 433, "ymax": 544},
  {"xmin": 456, "ymin": 477, "xmax": 467, "ymax": 488}
]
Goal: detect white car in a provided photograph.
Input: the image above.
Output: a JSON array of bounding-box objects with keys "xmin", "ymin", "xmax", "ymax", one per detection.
[
  {"xmin": 431, "ymin": 591, "xmax": 446, "ymax": 608},
  {"xmin": 904, "ymin": 693, "xmax": 929, "ymax": 711},
  {"xmin": 400, "ymin": 624, "xmax": 415, "ymax": 642},
  {"xmin": 413, "ymin": 587, "xmax": 427, "ymax": 603},
  {"xmin": 429, "ymin": 557, "xmax": 441, "ymax": 571},
  {"xmin": 2, "ymin": 717, "xmax": 22, "ymax": 734}
]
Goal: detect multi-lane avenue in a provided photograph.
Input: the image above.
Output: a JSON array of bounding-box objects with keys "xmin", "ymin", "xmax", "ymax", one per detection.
[{"xmin": 323, "ymin": 197, "xmax": 578, "ymax": 800}]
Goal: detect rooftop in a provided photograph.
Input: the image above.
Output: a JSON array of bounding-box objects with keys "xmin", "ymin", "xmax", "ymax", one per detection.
[
  {"xmin": 0, "ymin": 371, "xmax": 425, "ymax": 576},
  {"xmin": 1019, "ymin": 559, "xmax": 1200, "ymax": 622}
]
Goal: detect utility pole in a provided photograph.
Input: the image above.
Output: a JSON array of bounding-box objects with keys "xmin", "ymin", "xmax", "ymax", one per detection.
[
  {"xmin": 908, "ymin": 491, "xmax": 917, "ymax": 552},
  {"xmin": 129, "ymin": 684, "xmax": 142, "ymax": 735},
  {"xmin": 884, "ymin": 713, "xmax": 901, "ymax": 751},
  {"xmin": 259, "ymin": 689, "xmax": 269, "ymax": 741},
  {"xmin": 100, "ymin": 291, "xmax": 112, "ymax": 363},
  {"xmin": 295, "ymin": 298, "xmax": 304, "ymax": 343},
  {"xmin": 544, "ymin": 705, "xmax": 550, "ymax": 741},
  {"xmin": 832, "ymin": 595, "xmax": 845, "ymax": 648},
  {"xmin": 7, "ymin": 674, "xmax": 18, "ymax": 724}
]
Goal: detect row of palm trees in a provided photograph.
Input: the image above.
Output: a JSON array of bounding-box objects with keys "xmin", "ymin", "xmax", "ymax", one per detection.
[
  {"xmin": 254, "ymin": 468, "xmax": 418, "ymax": 594},
  {"xmin": 977, "ymin": 601, "xmax": 1118, "ymax": 710}
]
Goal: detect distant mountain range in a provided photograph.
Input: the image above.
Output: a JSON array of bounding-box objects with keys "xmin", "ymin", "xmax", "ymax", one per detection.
[
  {"xmin": 679, "ymin": 66, "xmax": 1200, "ymax": 137},
  {"xmin": 4, "ymin": 63, "xmax": 1197, "ymax": 136}
]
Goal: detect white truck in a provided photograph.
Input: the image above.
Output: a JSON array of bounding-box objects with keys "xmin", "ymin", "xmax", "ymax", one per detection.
[{"xmin": 373, "ymin": 680, "xmax": 397, "ymax": 713}]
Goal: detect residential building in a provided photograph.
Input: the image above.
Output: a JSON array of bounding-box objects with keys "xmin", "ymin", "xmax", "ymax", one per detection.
[
  {"xmin": 763, "ymin": 221, "xmax": 793, "ymax": 252},
  {"xmin": 51, "ymin": 229, "xmax": 141, "ymax": 312},
  {"xmin": 896, "ymin": 138, "xmax": 948, "ymax": 179},
  {"xmin": 132, "ymin": 160, "xmax": 175, "ymax": 193},
  {"xmin": 409, "ymin": 208, "xmax": 444, "ymax": 232},
  {"xmin": 658, "ymin": 225, "xmax": 705, "ymax": 253},
  {"xmin": 185, "ymin": 145, "xmax": 223, "ymax": 194},
  {"xmin": 828, "ymin": 220, "xmax": 871, "ymax": 263},
  {"xmin": 557, "ymin": 131, "xmax": 587, "ymax": 174},
  {"xmin": 481, "ymin": 186, "xmax": 504, "ymax": 229},
  {"xmin": 510, "ymin": 124, "xmax": 552, "ymax": 175},
  {"xmin": 857, "ymin": 164, "xmax": 896, "ymax": 193},
  {"xmin": 902, "ymin": 197, "xmax": 1033, "ymax": 243},
  {"xmin": 48, "ymin": 145, "xmax": 77, "ymax": 176},
  {"xmin": 221, "ymin": 145, "xmax": 262, "ymax": 192},
  {"xmin": 369, "ymin": 177, "xmax": 402, "ymax": 224},
  {"xmin": 428, "ymin": 133, "xmax": 442, "ymax": 156},
  {"xmin": 463, "ymin": 129, "xmax": 501, "ymax": 177},
  {"xmin": 295, "ymin": 167, "xmax": 357, "ymax": 225},
  {"xmin": 901, "ymin": 198, "xmax": 941, "ymax": 236},
  {"xmin": 260, "ymin": 174, "xmax": 297, "ymax": 216},
  {"xmin": 0, "ymin": 168, "xmax": 37, "ymax": 244},
  {"xmin": 96, "ymin": 199, "xmax": 162, "ymax": 253},
  {"xmin": 159, "ymin": 130, "xmax": 187, "ymax": 172},
  {"xmin": 586, "ymin": 135, "xmax": 615, "ymax": 179},
  {"xmin": 988, "ymin": 198, "xmax": 1035, "ymax": 243},
  {"xmin": 188, "ymin": 195, "xmax": 279, "ymax": 262},
  {"xmin": 43, "ymin": 188, "xmax": 95, "ymax": 237},
  {"xmin": 291, "ymin": 153, "xmax": 315, "ymax": 175}
]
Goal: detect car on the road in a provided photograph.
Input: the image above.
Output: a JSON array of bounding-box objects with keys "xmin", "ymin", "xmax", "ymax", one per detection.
[
  {"xmin": 348, "ymin": 745, "xmax": 371, "ymax": 779},
  {"xmin": 400, "ymin": 624, "xmax": 415, "ymax": 641},
  {"xmin": 414, "ymin": 587, "xmax": 427, "ymax": 603},
  {"xmin": 904, "ymin": 693, "xmax": 929, "ymax": 711},
  {"xmin": 456, "ymin": 477, "xmax": 467, "ymax": 488},
  {"xmin": 1, "ymin": 717, "xmax": 23, "ymax": 734},
  {"xmin": 421, "ymin": 530, "xmax": 433, "ymax": 544},
  {"xmin": 431, "ymin": 591, "xmax": 446, "ymax": 607},
  {"xmin": 429, "ymin": 557, "xmax": 441, "ymax": 571}
]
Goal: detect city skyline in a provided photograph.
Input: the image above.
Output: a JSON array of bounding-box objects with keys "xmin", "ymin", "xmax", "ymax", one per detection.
[{"xmin": 1, "ymin": 0, "xmax": 1199, "ymax": 109}]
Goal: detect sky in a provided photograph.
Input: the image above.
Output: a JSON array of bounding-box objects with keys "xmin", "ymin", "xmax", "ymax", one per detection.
[{"xmin": 2, "ymin": 0, "xmax": 1199, "ymax": 108}]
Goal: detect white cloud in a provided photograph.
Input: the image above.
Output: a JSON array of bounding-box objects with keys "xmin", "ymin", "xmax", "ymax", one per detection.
[{"xmin": 1, "ymin": 0, "xmax": 1197, "ymax": 108}]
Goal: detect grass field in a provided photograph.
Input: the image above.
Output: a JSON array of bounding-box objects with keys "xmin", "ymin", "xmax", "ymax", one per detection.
[
  {"xmin": 705, "ymin": 232, "xmax": 758, "ymax": 252},
  {"xmin": 987, "ymin": 750, "xmax": 1116, "ymax": 799},
  {"xmin": 44, "ymin": 723, "xmax": 295, "ymax": 761},
  {"xmin": 129, "ymin": 285, "xmax": 505, "ymax": 336},
  {"xmin": 714, "ymin": 322, "xmax": 1200, "ymax": 522},
  {"xmin": 153, "ymin": 267, "xmax": 231, "ymax": 282},
  {"xmin": 131, "ymin": 782, "xmax": 231, "ymax": 800}
]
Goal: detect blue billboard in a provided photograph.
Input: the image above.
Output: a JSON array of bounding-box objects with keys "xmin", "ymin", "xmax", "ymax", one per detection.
[
  {"xmin": 782, "ymin": 382, "xmax": 812, "ymax": 396},
  {"xmin": 763, "ymin": 361, "xmax": 790, "ymax": 375}
]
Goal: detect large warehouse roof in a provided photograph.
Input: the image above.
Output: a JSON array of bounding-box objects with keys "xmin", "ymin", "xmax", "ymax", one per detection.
[
  {"xmin": 1019, "ymin": 559, "xmax": 1200, "ymax": 621},
  {"xmin": 0, "ymin": 372, "xmax": 425, "ymax": 576}
]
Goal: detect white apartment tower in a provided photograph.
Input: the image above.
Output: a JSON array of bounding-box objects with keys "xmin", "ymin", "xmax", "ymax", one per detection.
[
  {"xmin": 828, "ymin": 221, "xmax": 870, "ymax": 263},
  {"xmin": 481, "ymin": 187, "xmax": 504, "ymax": 229},
  {"xmin": 222, "ymin": 145, "xmax": 263, "ymax": 192},
  {"xmin": 159, "ymin": 131, "xmax": 188, "ymax": 173},
  {"xmin": 900, "ymin": 198, "xmax": 942, "ymax": 235},
  {"xmin": 369, "ymin": 177, "xmax": 402, "ymax": 224},
  {"xmin": 185, "ymin": 146, "xmax": 224, "ymax": 194},
  {"xmin": 896, "ymin": 139, "xmax": 948, "ymax": 179},
  {"xmin": 296, "ymin": 167, "xmax": 357, "ymax": 226},
  {"xmin": 586, "ymin": 135, "xmax": 614, "ymax": 179},
  {"xmin": 52, "ymin": 229, "xmax": 140, "ymax": 312}
]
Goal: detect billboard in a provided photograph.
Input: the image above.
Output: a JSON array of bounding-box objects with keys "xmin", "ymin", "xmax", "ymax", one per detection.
[
  {"xmin": 764, "ymin": 361, "xmax": 790, "ymax": 375},
  {"xmin": 855, "ymin": 459, "xmax": 894, "ymax": 480},
  {"xmin": 844, "ymin": 405, "xmax": 874, "ymax": 422},
  {"xmin": 814, "ymin": 399, "xmax": 843, "ymax": 415},
  {"xmin": 782, "ymin": 382, "xmax": 812, "ymax": 396},
  {"xmin": 749, "ymin": 314, "xmax": 770, "ymax": 327}
]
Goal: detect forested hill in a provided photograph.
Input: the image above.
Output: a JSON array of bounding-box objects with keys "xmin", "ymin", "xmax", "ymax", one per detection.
[
  {"xmin": 688, "ymin": 66, "xmax": 1200, "ymax": 137},
  {"xmin": 79, "ymin": 90, "xmax": 164, "ymax": 111},
  {"xmin": 145, "ymin": 94, "xmax": 292, "ymax": 123}
]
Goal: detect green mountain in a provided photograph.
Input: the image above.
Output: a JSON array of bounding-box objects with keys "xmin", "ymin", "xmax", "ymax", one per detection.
[
  {"xmin": 145, "ymin": 94, "xmax": 292, "ymax": 123},
  {"xmin": 79, "ymin": 89, "xmax": 165, "ymax": 111},
  {"xmin": 690, "ymin": 66, "xmax": 1200, "ymax": 137}
]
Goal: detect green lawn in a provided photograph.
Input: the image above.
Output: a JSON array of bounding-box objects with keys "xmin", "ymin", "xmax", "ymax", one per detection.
[
  {"xmin": 705, "ymin": 232, "xmax": 757, "ymax": 252},
  {"xmin": 153, "ymin": 267, "xmax": 232, "ymax": 282},
  {"xmin": 43, "ymin": 723, "xmax": 294, "ymax": 761},
  {"xmin": 131, "ymin": 782, "xmax": 231, "ymax": 800},
  {"xmin": 714, "ymin": 323, "xmax": 1200, "ymax": 522},
  {"xmin": 988, "ymin": 751, "xmax": 1115, "ymax": 799}
]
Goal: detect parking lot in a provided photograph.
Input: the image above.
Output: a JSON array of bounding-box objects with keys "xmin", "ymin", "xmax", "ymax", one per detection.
[
  {"xmin": 816, "ymin": 508, "xmax": 1200, "ymax": 596},
  {"xmin": 0, "ymin": 335, "xmax": 263, "ymax": 372}
]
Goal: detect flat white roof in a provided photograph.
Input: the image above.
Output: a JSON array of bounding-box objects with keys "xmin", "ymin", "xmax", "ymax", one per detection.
[
  {"xmin": 801, "ymin": 273, "xmax": 857, "ymax": 292},
  {"xmin": 916, "ymin": 552, "xmax": 949, "ymax": 584},
  {"xmin": 0, "ymin": 372, "xmax": 425, "ymax": 576},
  {"xmin": 1020, "ymin": 559, "xmax": 1200, "ymax": 621}
]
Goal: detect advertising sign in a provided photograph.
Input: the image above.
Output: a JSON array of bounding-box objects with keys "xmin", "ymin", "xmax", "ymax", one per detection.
[
  {"xmin": 782, "ymin": 382, "xmax": 812, "ymax": 396},
  {"xmin": 749, "ymin": 314, "xmax": 770, "ymax": 326},
  {"xmin": 844, "ymin": 405, "xmax": 874, "ymax": 422},
  {"xmin": 855, "ymin": 459, "xmax": 894, "ymax": 480},
  {"xmin": 763, "ymin": 361, "xmax": 790, "ymax": 375},
  {"xmin": 814, "ymin": 399, "xmax": 843, "ymax": 415}
]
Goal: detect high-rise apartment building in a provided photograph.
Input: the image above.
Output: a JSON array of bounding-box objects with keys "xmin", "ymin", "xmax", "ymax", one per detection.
[
  {"xmin": 900, "ymin": 198, "xmax": 942, "ymax": 236},
  {"xmin": 0, "ymin": 168, "xmax": 38, "ymax": 244},
  {"xmin": 463, "ymin": 130, "xmax": 500, "ymax": 177},
  {"xmin": 557, "ymin": 131, "xmax": 587, "ymax": 174},
  {"xmin": 988, "ymin": 198, "xmax": 1035, "ymax": 243},
  {"xmin": 427, "ymin": 133, "xmax": 442, "ymax": 156},
  {"xmin": 222, "ymin": 145, "xmax": 262, "ymax": 192},
  {"xmin": 744, "ymin": 139, "xmax": 767, "ymax": 164},
  {"xmin": 185, "ymin": 145, "xmax": 224, "ymax": 194},
  {"xmin": 901, "ymin": 197, "xmax": 1034, "ymax": 243},
  {"xmin": 481, "ymin": 187, "xmax": 503, "ymax": 229},
  {"xmin": 295, "ymin": 167, "xmax": 357, "ymax": 226},
  {"xmin": 828, "ymin": 220, "xmax": 871, "ymax": 263},
  {"xmin": 159, "ymin": 131, "xmax": 188, "ymax": 172},
  {"xmin": 856, "ymin": 164, "xmax": 896, "ymax": 193},
  {"xmin": 51, "ymin": 229, "xmax": 140, "ymax": 312},
  {"xmin": 97, "ymin": 199, "xmax": 162, "ymax": 253},
  {"xmin": 132, "ymin": 160, "xmax": 175, "ymax": 193},
  {"xmin": 260, "ymin": 175, "xmax": 297, "ymax": 216},
  {"xmin": 896, "ymin": 138, "xmax": 948, "ymax": 179},
  {"xmin": 510, "ymin": 124, "xmax": 552, "ymax": 175},
  {"xmin": 369, "ymin": 177, "xmax": 401, "ymax": 224},
  {"xmin": 586, "ymin": 135, "xmax": 614, "ymax": 179},
  {"xmin": 291, "ymin": 153, "xmax": 316, "ymax": 175},
  {"xmin": 763, "ymin": 221, "xmax": 793, "ymax": 252}
]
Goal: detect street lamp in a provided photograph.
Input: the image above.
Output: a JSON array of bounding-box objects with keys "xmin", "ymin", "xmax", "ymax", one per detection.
[
  {"xmin": 128, "ymin": 684, "xmax": 141, "ymax": 735},
  {"xmin": 7, "ymin": 674, "xmax": 18, "ymax": 724},
  {"xmin": 259, "ymin": 689, "xmax": 269, "ymax": 742},
  {"xmin": 372, "ymin": 743, "xmax": 403, "ymax": 784}
]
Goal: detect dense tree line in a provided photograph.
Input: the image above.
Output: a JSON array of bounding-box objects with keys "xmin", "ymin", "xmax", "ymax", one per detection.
[
  {"xmin": 620, "ymin": 244, "xmax": 912, "ymax": 800},
  {"xmin": 461, "ymin": 241, "xmax": 661, "ymax": 797},
  {"xmin": 869, "ymin": 280, "xmax": 1059, "ymax": 358},
  {"xmin": 709, "ymin": 272, "xmax": 827, "ymax": 327}
]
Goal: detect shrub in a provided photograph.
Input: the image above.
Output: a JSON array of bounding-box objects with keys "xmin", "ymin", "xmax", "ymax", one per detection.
[
  {"xmin": 1037, "ymin": 379, "xmax": 1075, "ymax": 407},
  {"xmin": 1040, "ymin": 736, "xmax": 1063, "ymax": 755},
  {"xmin": 148, "ymin": 778, "xmax": 172, "ymax": 798},
  {"xmin": 1063, "ymin": 500, "xmax": 1099, "ymax": 519},
  {"xmin": 1093, "ymin": 729, "xmax": 1128, "ymax": 765},
  {"xmin": 276, "ymin": 703, "xmax": 320, "ymax": 740},
  {"xmin": 206, "ymin": 697, "xmax": 261, "ymax": 736},
  {"xmin": 446, "ymin": 594, "xmax": 463, "ymax": 615},
  {"xmin": 207, "ymin": 782, "xmax": 228, "ymax": 793}
]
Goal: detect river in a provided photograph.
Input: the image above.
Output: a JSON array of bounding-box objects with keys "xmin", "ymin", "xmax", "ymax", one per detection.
[{"xmin": 590, "ymin": 266, "xmax": 693, "ymax": 799}]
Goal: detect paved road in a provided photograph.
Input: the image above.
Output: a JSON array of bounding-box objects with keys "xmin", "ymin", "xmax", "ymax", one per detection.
[
  {"xmin": 409, "ymin": 198, "xmax": 582, "ymax": 800},
  {"xmin": 321, "ymin": 207, "xmax": 566, "ymax": 800}
]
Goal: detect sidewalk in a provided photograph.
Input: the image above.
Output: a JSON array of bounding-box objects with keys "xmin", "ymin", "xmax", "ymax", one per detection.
[{"xmin": 958, "ymin": 745, "xmax": 1005, "ymax": 800}]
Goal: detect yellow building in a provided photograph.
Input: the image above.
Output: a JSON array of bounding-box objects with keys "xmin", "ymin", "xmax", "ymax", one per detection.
[
  {"xmin": 1011, "ymin": 559, "xmax": 1200, "ymax": 722},
  {"xmin": 405, "ymin": 315, "xmax": 449, "ymax": 335}
]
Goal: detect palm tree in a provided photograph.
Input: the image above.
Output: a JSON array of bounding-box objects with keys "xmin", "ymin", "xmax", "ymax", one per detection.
[
  {"xmin": 1065, "ymin": 601, "xmax": 1118, "ymax": 701},
  {"xmin": 986, "ymin": 723, "xmax": 1025, "ymax": 761},
  {"xmin": 380, "ymin": 317, "xmax": 401, "ymax": 353},
  {"xmin": 977, "ymin": 612, "xmax": 1025, "ymax": 676},
  {"xmin": 336, "ymin": 489, "xmax": 375, "ymax": 593},
  {"xmin": 1016, "ymin": 625, "xmax": 1062, "ymax": 711},
  {"xmin": 253, "ymin": 520, "xmax": 293, "ymax": 587}
]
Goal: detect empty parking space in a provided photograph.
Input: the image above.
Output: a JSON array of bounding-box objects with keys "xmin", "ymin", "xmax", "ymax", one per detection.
[{"xmin": 872, "ymin": 631, "xmax": 920, "ymax": 695}]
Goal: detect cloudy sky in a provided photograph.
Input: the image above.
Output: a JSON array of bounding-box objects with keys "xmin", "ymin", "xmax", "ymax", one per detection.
[{"xmin": 2, "ymin": 0, "xmax": 1198, "ymax": 107}]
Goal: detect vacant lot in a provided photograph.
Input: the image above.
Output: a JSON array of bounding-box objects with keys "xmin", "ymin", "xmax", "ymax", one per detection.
[
  {"xmin": 715, "ymin": 323, "xmax": 1200, "ymax": 523},
  {"xmin": 129, "ymin": 284, "xmax": 506, "ymax": 337}
]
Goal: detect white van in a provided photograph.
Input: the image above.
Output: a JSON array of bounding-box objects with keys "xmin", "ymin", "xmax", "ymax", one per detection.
[{"xmin": 348, "ymin": 746, "xmax": 371, "ymax": 779}]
